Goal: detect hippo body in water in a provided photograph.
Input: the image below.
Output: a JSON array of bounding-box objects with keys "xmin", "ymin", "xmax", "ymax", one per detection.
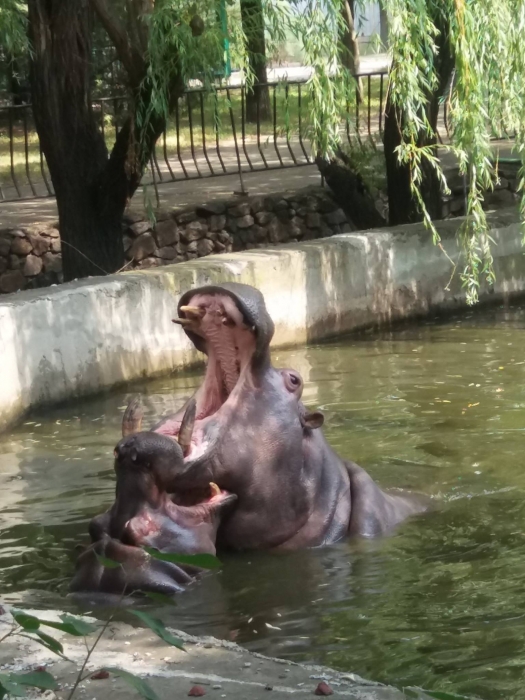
[{"xmin": 126, "ymin": 283, "xmax": 429, "ymax": 551}]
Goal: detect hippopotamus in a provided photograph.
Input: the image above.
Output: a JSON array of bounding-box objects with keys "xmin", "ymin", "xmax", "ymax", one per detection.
[
  {"xmin": 70, "ymin": 399, "xmax": 237, "ymax": 596},
  {"xmin": 117, "ymin": 282, "xmax": 428, "ymax": 552}
]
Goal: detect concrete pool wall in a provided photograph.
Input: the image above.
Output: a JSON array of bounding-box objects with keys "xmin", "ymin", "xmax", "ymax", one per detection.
[{"xmin": 1, "ymin": 207, "xmax": 524, "ymax": 431}]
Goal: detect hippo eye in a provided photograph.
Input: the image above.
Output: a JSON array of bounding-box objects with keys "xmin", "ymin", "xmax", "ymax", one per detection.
[{"xmin": 290, "ymin": 374, "xmax": 300, "ymax": 386}]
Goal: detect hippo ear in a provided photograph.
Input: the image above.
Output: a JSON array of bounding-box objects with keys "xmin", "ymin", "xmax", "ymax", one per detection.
[{"xmin": 301, "ymin": 411, "xmax": 324, "ymax": 430}]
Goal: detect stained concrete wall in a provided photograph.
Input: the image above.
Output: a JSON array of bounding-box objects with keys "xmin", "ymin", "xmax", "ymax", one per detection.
[{"xmin": 1, "ymin": 208, "xmax": 524, "ymax": 432}]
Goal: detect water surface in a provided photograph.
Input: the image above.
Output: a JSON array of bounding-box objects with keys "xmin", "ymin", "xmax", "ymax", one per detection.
[{"xmin": 3, "ymin": 303, "xmax": 525, "ymax": 699}]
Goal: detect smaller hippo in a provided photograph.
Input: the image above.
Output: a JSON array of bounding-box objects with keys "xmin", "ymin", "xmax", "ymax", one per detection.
[{"xmin": 70, "ymin": 398, "xmax": 236, "ymax": 597}]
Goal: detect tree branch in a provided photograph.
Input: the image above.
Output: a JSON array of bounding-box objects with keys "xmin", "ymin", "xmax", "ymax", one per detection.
[{"xmin": 89, "ymin": 0, "xmax": 146, "ymax": 87}]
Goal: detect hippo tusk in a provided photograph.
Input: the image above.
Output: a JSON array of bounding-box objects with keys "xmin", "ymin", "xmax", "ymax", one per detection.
[
  {"xmin": 172, "ymin": 318, "xmax": 193, "ymax": 326},
  {"xmin": 209, "ymin": 482, "xmax": 221, "ymax": 497},
  {"xmin": 122, "ymin": 395, "xmax": 143, "ymax": 437},
  {"xmin": 178, "ymin": 398, "xmax": 197, "ymax": 457},
  {"xmin": 180, "ymin": 305, "xmax": 205, "ymax": 320}
]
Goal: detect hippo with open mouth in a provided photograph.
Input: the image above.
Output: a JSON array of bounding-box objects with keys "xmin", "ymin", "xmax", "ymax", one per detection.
[{"xmin": 119, "ymin": 282, "xmax": 429, "ymax": 552}]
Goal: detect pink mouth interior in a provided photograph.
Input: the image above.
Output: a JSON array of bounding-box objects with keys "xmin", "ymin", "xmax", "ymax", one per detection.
[{"xmin": 157, "ymin": 293, "xmax": 256, "ymax": 460}]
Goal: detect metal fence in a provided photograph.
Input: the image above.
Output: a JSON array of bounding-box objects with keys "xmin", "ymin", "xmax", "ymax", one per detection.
[{"xmin": 0, "ymin": 73, "xmax": 389, "ymax": 203}]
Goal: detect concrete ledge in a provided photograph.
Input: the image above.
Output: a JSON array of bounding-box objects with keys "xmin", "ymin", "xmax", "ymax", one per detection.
[
  {"xmin": 1, "ymin": 208, "xmax": 524, "ymax": 432},
  {"xmin": 0, "ymin": 607, "xmax": 425, "ymax": 699}
]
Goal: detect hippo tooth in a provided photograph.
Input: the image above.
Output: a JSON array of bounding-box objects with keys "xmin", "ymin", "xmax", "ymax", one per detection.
[
  {"xmin": 172, "ymin": 318, "xmax": 193, "ymax": 326},
  {"xmin": 180, "ymin": 305, "xmax": 205, "ymax": 319},
  {"xmin": 209, "ymin": 482, "xmax": 221, "ymax": 497},
  {"xmin": 178, "ymin": 398, "xmax": 197, "ymax": 457}
]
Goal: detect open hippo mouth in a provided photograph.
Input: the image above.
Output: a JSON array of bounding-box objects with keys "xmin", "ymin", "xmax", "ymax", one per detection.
[{"xmin": 153, "ymin": 283, "xmax": 274, "ymax": 464}]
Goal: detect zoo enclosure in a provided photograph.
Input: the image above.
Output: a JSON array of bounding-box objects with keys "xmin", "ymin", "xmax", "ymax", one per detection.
[{"xmin": 0, "ymin": 74, "xmax": 394, "ymax": 203}]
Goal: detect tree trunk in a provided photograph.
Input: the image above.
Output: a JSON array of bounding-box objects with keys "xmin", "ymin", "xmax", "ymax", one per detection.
[
  {"xmin": 28, "ymin": 0, "xmax": 125, "ymax": 280},
  {"xmin": 240, "ymin": 0, "xmax": 270, "ymax": 123},
  {"xmin": 27, "ymin": 0, "xmax": 180, "ymax": 281},
  {"xmin": 383, "ymin": 22, "xmax": 453, "ymax": 226},
  {"xmin": 339, "ymin": 0, "xmax": 363, "ymax": 103},
  {"xmin": 316, "ymin": 150, "xmax": 386, "ymax": 230}
]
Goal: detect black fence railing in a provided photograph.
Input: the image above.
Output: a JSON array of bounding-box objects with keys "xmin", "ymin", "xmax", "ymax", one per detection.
[{"xmin": 0, "ymin": 74, "xmax": 390, "ymax": 203}]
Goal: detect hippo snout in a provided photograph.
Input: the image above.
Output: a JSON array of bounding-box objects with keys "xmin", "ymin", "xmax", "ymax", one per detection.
[{"xmin": 114, "ymin": 431, "xmax": 184, "ymax": 469}]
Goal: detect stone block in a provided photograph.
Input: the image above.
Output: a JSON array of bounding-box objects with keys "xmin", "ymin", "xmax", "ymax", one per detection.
[
  {"xmin": 9, "ymin": 255, "xmax": 21, "ymax": 270},
  {"xmin": 276, "ymin": 209, "xmax": 291, "ymax": 223},
  {"xmin": 197, "ymin": 239, "xmax": 215, "ymax": 257},
  {"xmin": 27, "ymin": 232, "xmax": 50, "ymax": 256},
  {"xmin": 129, "ymin": 232, "xmax": 156, "ymax": 261},
  {"xmin": 177, "ymin": 209, "xmax": 198, "ymax": 225},
  {"xmin": 306, "ymin": 212, "xmax": 322, "ymax": 229},
  {"xmin": 250, "ymin": 196, "xmax": 266, "ymax": 214},
  {"xmin": 0, "ymin": 270, "xmax": 27, "ymax": 293},
  {"xmin": 42, "ymin": 252, "xmax": 63, "ymax": 273},
  {"xmin": 24, "ymin": 254, "xmax": 43, "ymax": 277},
  {"xmin": 236, "ymin": 215, "xmax": 254, "ymax": 229},
  {"xmin": 317, "ymin": 197, "xmax": 339, "ymax": 214},
  {"xmin": 129, "ymin": 221, "xmax": 152, "ymax": 237},
  {"xmin": 251, "ymin": 225, "xmax": 268, "ymax": 242},
  {"xmin": 182, "ymin": 221, "xmax": 207, "ymax": 243},
  {"xmin": 0, "ymin": 258, "xmax": 6, "ymax": 275},
  {"xmin": 324, "ymin": 208, "xmax": 347, "ymax": 225},
  {"xmin": 217, "ymin": 231, "xmax": 232, "ymax": 244},
  {"xmin": 43, "ymin": 227, "xmax": 60, "ymax": 239},
  {"xmin": 155, "ymin": 246, "xmax": 178, "ymax": 260},
  {"xmin": 228, "ymin": 201, "xmax": 251, "ymax": 217},
  {"xmin": 154, "ymin": 219, "xmax": 179, "ymax": 247},
  {"xmin": 255, "ymin": 211, "xmax": 273, "ymax": 226},
  {"xmin": 136, "ymin": 257, "xmax": 161, "ymax": 270},
  {"xmin": 209, "ymin": 214, "xmax": 226, "ymax": 232},
  {"xmin": 196, "ymin": 201, "xmax": 226, "ymax": 216},
  {"xmin": 10, "ymin": 236, "xmax": 33, "ymax": 256},
  {"xmin": 0, "ymin": 236, "xmax": 12, "ymax": 257},
  {"xmin": 268, "ymin": 218, "xmax": 286, "ymax": 243}
]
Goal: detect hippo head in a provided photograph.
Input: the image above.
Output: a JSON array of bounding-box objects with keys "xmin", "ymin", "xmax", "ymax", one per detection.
[
  {"xmin": 70, "ymin": 404, "xmax": 236, "ymax": 597},
  {"xmin": 151, "ymin": 283, "xmax": 279, "ymax": 469}
]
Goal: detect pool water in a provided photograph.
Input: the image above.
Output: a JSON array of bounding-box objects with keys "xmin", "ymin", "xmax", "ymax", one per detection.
[{"xmin": 3, "ymin": 302, "xmax": 525, "ymax": 699}]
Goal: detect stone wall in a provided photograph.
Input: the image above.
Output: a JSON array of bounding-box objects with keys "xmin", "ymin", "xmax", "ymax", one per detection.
[
  {"xmin": 1, "ymin": 165, "xmax": 520, "ymax": 295},
  {"xmin": 0, "ymin": 187, "xmax": 350, "ymax": 294},
  {"xmin": 1, "ymin": 208, "xmax": 524, "ymax": 431}
]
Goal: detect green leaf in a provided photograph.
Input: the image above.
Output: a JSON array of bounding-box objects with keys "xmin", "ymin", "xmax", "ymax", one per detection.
[
  {"xmin": 143, "ymin": 547, "xmax": 221, "ymax": 570},
  {"xmin": 34, "ymin": 630, "xmax": 64, "ymax": 656},
  {"xmin": 10, "ymin": 671, "xmax": 58, "ymax": 691},
  {"xmin": 103, "ymin": 668, "xmax": 160, "ymax": 700},
  {"xmin": 0, "ymin": 675, "xmax": 25, "ymax": 698},
  {"xmin": 95, "ymin": 553, "xmax": 122, "ymax": 569},
  {"xmin": 128, "ymin": 610, "xmax": 185, "ymax": 650},
  {"xmin": 38, "ymin": 614, "xmax": 97, "ymax": 637},
  {"xmin": 10, "ymin": 609, "xmax": 40, "ymax": 631},
  {"xmin": 143, "ymin": 591, "xmax": 178, "ymax": 606}
]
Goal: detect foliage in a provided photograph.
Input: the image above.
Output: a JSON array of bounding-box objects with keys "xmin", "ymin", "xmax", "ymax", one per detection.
[{"xmin": 0, "ymin": 0, "xmax": 27, "ymax": 57}]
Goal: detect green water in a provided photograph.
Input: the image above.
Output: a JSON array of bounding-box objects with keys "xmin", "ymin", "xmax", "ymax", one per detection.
[{"xmin": 3, "ymin": 303, "xmax": 525, "ymax": 698}]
